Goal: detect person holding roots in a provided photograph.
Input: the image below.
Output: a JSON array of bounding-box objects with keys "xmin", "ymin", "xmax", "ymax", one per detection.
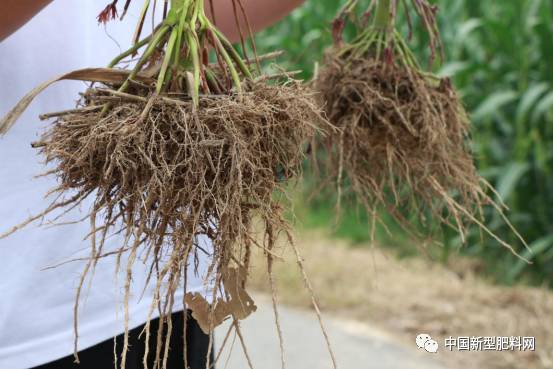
[{"xmin": 0, "ymin": 1, "xmax": 304, "ymax": 368}]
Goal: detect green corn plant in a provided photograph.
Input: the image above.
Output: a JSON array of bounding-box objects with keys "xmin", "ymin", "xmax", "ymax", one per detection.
[{"xmin": 432, "ymin": 0, "xmax": 553, "ymax": 285}]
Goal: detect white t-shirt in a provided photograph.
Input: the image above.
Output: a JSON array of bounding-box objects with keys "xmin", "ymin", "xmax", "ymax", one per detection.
[{"xmin": 0, "ymin": 2, "xmax": 212, "ymax": 368}]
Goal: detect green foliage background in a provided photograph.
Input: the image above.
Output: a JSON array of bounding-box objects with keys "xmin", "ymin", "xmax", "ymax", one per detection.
[{"xmin": 254, "ymin": 0, "xmax": 553, "ymax": 286}]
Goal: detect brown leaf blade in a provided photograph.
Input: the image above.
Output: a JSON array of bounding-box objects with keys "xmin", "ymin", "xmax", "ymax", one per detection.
[{"xmin": 0, "ymin": 68, "xmax": 154, "ymax": 136}]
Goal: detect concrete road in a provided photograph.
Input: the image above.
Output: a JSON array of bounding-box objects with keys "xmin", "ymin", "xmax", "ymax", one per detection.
[{"xmin": 214, "ymin": 295, "xmax": 446, "ymax": 369}]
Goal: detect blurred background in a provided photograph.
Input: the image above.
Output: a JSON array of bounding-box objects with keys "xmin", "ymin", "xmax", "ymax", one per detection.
[
  {"xmin": 242, "ymin": 1, "xmax": 553, "ymax": 368},
  {"xmin": 255, "ymin": 0, "xmax": 553, "ymax": 287}
]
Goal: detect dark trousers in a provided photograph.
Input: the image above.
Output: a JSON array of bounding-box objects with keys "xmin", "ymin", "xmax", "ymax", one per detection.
[{"xmin": 32, "ymin": 310, "xmax": 213, "ymax": 369}]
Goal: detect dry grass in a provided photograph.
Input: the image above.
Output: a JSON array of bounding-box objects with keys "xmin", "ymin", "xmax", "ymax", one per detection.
[{"xmin": 249, "ymin": 230, "xmax": 553, "ymax": 369}]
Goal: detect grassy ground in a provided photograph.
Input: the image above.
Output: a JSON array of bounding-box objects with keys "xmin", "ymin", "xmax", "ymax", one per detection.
[{"xmin": 248, "ymin": 230, "xmax": 553, "ymax": 369}]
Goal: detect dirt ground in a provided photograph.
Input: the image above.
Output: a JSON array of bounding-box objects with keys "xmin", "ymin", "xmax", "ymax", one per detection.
[{"xmin": 248, "ymin": 230, "xmax": 553, "ymax": 369}]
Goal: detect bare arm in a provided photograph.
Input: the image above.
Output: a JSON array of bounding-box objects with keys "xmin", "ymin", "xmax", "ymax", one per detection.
[
  {"xmin": 0, "ymin": 0, "xmax": 52, "ymax": 41},
  {"xmin": 207, "ymin": 0, "xmax": 305, "ymax": 42},
  {"xmin": 0, "ymin": 0, "xmax": 304, "ymax": 43}
]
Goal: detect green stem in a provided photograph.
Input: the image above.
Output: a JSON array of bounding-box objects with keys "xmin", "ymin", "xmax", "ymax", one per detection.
[
  {"xmin": 374, "ymin": 0, "xmax": 392, "ymax": 29},
  {"xmin": 338, "ymin": 0, "xmax": 359, "ymax": 18},
  {"xmin": 99, "ymin": 24, "xmax": 171, "ymax": 115},
  {"xmin": 394, "ymin": 30, "xmax": 420, "ymax": 69},
  {"xmin": 214, "ymin": 28, "xmax": 253, "ymax": 80},
  {"xmin": 100, "ymin": 25, "xmax": 170, "ymax": 116},
  {"xmin": 205, "ymin": 68, "xmax": 222, "ymax": 94},
  {"xmin": 375, "ymin": 31, "xmax": 384, "ymax": 60},
  {"xmin": 157, "ymin": 27, "xmax": 180, "ymax": 93},
  {"xmin": 174, "ymin": 0, "xmax": 192, "ymax": 68},
  {"xmin": 187, "ymin": 32, "xmax": 201, "ymax": 105},
  {"xmin": 108, "ymin": 33, "xmax": 154, "ymax": 68},
  {"xmin": 120, "ymin": 25, "xmax": 171, "ymax": 93},
  {"xmin": 132, "ymin": 0, "xmax": 151, "ymax": 45},
  {"xmin": 211, "ymin": 31, "xmax": 243, "ymax": 94}
]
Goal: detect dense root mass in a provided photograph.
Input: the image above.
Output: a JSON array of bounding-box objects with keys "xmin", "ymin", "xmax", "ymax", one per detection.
[
  {"xmin": 19, "ymin": 80, "xmax": 321, "ymax": 364},
  {"xmin": 315, "ymin": 52, "xmax": 496, "ymax": 238}
]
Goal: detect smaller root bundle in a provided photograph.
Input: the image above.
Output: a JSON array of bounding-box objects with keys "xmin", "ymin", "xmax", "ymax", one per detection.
[
  {"xmin": 314, "ymin": 0, "xmax": 527, "ymax": 250},
  {"xmin": 317, "ymin": 54, "xmax": 487, "ymax": 237}
]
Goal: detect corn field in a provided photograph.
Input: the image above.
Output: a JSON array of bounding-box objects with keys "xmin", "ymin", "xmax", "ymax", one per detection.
[{"xmin": 255, "ymin": 0, "xmax": 553, "ymax": 285}]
